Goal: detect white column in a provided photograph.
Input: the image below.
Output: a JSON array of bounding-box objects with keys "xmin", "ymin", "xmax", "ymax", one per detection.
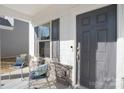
[
  {"xmin": 29, "ymin": 22, "xmax": 34, "ymax": 57},
  {"xmin": 0, "ymin": 31, "xmax": 1, "ymax": 88},
  {"xmin": 116, "ymin": 4, "xmax": 124, "ymax": 89}
]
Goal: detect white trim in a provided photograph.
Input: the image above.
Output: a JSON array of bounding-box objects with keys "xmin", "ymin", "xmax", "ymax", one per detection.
[
  {"xmin": 38, "ymin": 40, "xmax": 50, "ymax": 42},
  {"xmin": 0, "ymin": 25, "xmax": 14, "ymax": 31},
  {"xmin": 116, "ymin": 4, "xmax": 124, "ymax": 89},
  {"xmin": 29, "ymin": 22, "xmax": 35, "ymax": 57},
  {"xmin": 50, "ymin": 21, "xmax": 52, "ymax": 60},
  {"xmin": 4, "ymin": 16, "xmax": 14, "ymax": 27}
]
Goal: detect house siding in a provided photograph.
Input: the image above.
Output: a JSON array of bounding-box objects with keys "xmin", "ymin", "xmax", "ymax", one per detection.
[{"xmin": 1, "ymin": 19, "xmax": 29, "ymax": 58}]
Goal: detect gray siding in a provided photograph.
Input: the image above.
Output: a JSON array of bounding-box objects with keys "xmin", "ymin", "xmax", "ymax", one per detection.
[{"xmin": 1, "ymin": 19, "xmax": 29, "ymax": 58}]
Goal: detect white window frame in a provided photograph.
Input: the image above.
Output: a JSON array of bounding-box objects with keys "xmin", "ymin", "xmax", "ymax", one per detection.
[{"xmin": 36, "ymin": 22, "xmax": 52, "ymax": 59}]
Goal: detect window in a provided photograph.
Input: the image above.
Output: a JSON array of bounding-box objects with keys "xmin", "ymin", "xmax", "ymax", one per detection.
[
  {"xmin": 52, "ymin": 19, "xmax": 60, "ymax": 59},
  {"xmin": 34, "ymin": 19, "xmax": 60, "ymax": 59},
  {"xmin": 39, "ymin": 42, "xmax": 50, "ymax": 57},
  {"xmin": 35, "ymin": 23, "xmax": 50, "ymax": 57},
  {"xmin": 37, "ymin": 23, "xmax": 50, "ymax": 40}
]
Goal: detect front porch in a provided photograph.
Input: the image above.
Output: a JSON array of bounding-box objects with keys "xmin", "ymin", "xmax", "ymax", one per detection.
[{"xmin": 1, "ymin": 4, "xmax": 124, "ymax": 89}]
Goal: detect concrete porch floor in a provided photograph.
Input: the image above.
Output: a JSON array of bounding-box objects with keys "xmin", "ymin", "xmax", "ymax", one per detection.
[
  {"xmin": 0, "ymin": 77, "xmax": 72, "ymax": 89},
  {"xmin": 1, "ymin": 67, "xmax": 29, "ymax": 78},
  {"xmin": 0, "ymin": 78, "xmax": 28, "ymax": 89}
]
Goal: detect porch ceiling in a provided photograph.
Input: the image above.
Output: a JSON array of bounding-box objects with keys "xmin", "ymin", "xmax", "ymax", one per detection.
[
  {"xmin": 2, "ymin": 4, "xmax": 50, "ymax": 17},
  {"xmin": 0, "ymin": 4, "xmax": 76, "ymax": 22}
]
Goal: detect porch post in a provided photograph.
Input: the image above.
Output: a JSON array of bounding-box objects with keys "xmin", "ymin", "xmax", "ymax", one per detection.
[
  {"xmin": 116, "ymin": 4, "xmax": 124, "ymax": 89},
  {"xmin": 0, "ymin": 31, "xmax": 1, "ymax": 88}
]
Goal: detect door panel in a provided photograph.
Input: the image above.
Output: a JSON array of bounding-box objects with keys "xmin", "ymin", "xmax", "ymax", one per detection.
[
  {"xmin": 76, "ymin": 5, "xmax": 117, "ymax": 88},
  {"xmin": 97, "ymin": 30, "xmax": 107, "ymax": 52},
  {"xmin": 80, "ymin": 31, "xmax": 90, "ymax": 86}
]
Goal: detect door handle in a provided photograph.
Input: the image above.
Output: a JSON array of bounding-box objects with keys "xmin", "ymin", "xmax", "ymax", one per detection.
[
  {"xmin": 77, "ymin": 53, "xmax": 80, "ymax": 60},
  {"xmin": 77, "ymin": 43, "xmax": 80, "ymax": 61}
]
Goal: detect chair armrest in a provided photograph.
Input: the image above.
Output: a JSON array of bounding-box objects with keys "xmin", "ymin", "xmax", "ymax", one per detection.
[{"xmin": 21, "ymin": 62, "xmax": 25, "ymax": 68}]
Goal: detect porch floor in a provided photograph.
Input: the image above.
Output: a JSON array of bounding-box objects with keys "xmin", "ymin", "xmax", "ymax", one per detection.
[{"xmin": 0, "ymin": 77, "xmax": 71, "ymax": 89}]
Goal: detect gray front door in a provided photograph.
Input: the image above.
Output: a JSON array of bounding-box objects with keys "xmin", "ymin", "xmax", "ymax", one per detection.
[{"xmin": 76, "ymin": 5, "xmax": 117, "ymax": 88}]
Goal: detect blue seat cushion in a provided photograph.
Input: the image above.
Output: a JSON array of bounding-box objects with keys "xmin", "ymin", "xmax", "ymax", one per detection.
[
  {"xmin": 13, "ymin": 64, "xmax": 22, "ymax": 66},
  {"xmin": 16, "ymin": 57, "xmax": 24, "ymax": 65},
  {"xmin": 30, "ymin": 64, "xmax": 48, "ymax": 79}
]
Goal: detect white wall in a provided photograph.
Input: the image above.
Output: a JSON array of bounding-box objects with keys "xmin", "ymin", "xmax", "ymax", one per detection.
[{"xmin": 116, "ymin": 4, "xmax": 124, "ymax": 89}]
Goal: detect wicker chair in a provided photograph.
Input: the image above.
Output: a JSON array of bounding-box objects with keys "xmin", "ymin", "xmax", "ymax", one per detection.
[
  {"xmin": 51, "ymin": 59, "xmax": 73, "ymax": 88},
  {"xmin": 9, "ymin": 54, "xmax": 27, "ymax": 80},
  {"xmin": 28, "ymin": 56, "xmax": 51, "ymax": 89}
]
